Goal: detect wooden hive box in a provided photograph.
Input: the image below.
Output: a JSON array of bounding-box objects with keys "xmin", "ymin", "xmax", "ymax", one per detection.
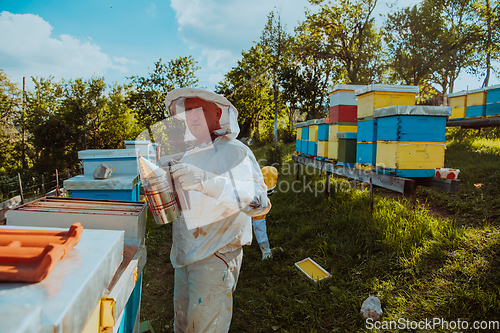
[
  {"xmin": 356, "ymin": 142, "xmax": 377, "ymax": 167},
  {"xmin": 328, "ymin": 123, "xmax": 357, "ymax": 143},
  {"xmin": 486, "ymin": 84, "xmax": 500, "ymax": 104},
  {"xmin": 466, "ymin": 88, "xmax": 487, "ymax": 118},
  {"xmin": 355, "ymin": 85, "xmax": 419, "ymax": 119},
  {"xmin": 374, "ymin": 105, "xmax": 450, "ymax": 142},
  {"xmin": 328, "ymin": 84, "xmax": 365, "ymax": 106},
  {"xmin": 337, "ymin": 132, "xmax": 357, "ymax": 166},
  {"xmin": 327, "ymin": 141, "xmax": 339, "ymax": 160},
  {"xmin": 486, "ymin": 84, "xmax": 500, "ymax": 117},
  {"xmin": 296, "ymin": 127, "xmax": 302, "ymax": 140},
  {"xmin": 307, "ymin": 141, "xmax": 317, "ymax": 156},
  {"xmin": 376, "ymin": 141, "xmax": 446, "ymax": 177},
  {"xmin": 466, "ymin": 87, "xmax": 487, "ymax": 106},
  {"xmin": 328, "ymin": 84, "xmax": 365, "ymax": 123},
  {"xmin": 357, "ymin": 118, "xmax": 377, "ymax": 143},
  {"xmin": 448, "ymin": 90, "xmax": 467, "ymax": 121},
  {"xmin": 308, "ymin": 125, "xmax": 318, "ymax": 142},
  {"xmin": 317, "ymin": 141, "xmax": 329, "ymax": 158},
  {"xmin": 317, "ymin": 118, "xmax": 329, "ymax": 141}
]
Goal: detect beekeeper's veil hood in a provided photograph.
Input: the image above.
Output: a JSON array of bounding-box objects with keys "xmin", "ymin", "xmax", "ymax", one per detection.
[
  {"xmin": 135, "ymin": 88, "xmax": 240, "ymax": 162},
  {"xmin": 164, "ymin": 88, "xmax": 240, "ymax": 141}
]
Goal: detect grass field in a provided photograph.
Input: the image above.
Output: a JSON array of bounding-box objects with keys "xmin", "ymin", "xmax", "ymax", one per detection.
[{"xmin": 141, "ymin": 129, "xmax": 500, "ymax": 332}]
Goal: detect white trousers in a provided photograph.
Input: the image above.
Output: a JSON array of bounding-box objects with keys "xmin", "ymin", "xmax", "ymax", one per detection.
[{"xmin": 174, "ymin": 248, "xmax": 243, "ymax": 333}]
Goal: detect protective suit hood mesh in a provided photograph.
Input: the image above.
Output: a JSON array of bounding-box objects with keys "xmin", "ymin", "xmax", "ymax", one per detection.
[{"xmin": 164, "ymin": 88, "xmax": 240, "ymax": 140}]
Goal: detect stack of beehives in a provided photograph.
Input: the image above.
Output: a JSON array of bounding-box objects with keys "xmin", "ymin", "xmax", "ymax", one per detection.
[
  {"xmin": 373, "ymin": 104, "xmax": 451, "ymax": 177},
  {"xmin": 355, "ymin": 85, "xmax": 420, "ymax": 169},
  {"xmin": 328, "ymin": 84, "xmax": 361, "ymax": 161},
  {"xmin": 448, "ymin": 85, "xmax": 500, "ymax": 120}
]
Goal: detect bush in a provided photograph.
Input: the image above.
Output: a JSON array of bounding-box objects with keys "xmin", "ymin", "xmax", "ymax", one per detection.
[{"xmin": 263, "ymin": 142, "xmax": 284, "ymax": 170}]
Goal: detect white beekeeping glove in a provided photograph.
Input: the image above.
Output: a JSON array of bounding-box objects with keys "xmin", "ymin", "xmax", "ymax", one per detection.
[{"xmin": 170, "ymin": 163, "xmax": 225, "ymax": 199}]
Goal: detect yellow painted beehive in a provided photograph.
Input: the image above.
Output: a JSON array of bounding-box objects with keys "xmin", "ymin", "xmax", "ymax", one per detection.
[
  {"xmin": 376, "ymin": 141, "xmax": 445, "ymax": 170},
  {"xmin": 355, "ymin": 85, "xmax": 419, "ymax": 119},
  {"xmin": 317, "ymin": 141, "xmax": 328, "ymax": 158},
  {"xmin": 296, "ymin": 127, "xmax": 302, "ymax": 140},
  {"xmin": 448, "ymin": 90, "xmax": 467, "ymax": 120},
  {"xmin": 327, "ymin": 141, "xmax": 339, "ymax": 159},
  {"xmin": 449, "ymin": 94, "xmax": 466, "ymax": 107},
  {"xmin": 308, "ymin": 125, "xmax": 318, "ymax": 142},
  {"xmin": 328, "ymin": 124, "xmax": 357, "ymax": 143},
  {"xmin": 450, "ymin": 107, "xmax": 466, "ymax": 119},
  {"xmin": 467, "ymin": 88, "xmax": 487, "ymax": 106}
]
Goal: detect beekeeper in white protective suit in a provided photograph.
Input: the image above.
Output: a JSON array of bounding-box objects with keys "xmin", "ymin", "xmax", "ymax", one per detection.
[{"xmin": 162, "ymin": 88, "xmax": 271, "ymax": 333}]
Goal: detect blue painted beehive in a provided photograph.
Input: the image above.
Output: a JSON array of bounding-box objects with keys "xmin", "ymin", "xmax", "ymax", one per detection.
[
  {"xmin": 301, "ymin": 141, "xmax": 308, "ymax": 154},
  {"xmin": 64, "ymin": 175, "xmax": 141, "ymax": 201},
  {"xmin": 374, "ymin": 106, "xmax": 450, "ymax": 142},
  {"xmin": 65, "ymin": 149, "xmax": 141, "ymax": 201},
  {"xmin": 80, "ymin": 149, "xmax": 140, "ymax": 176},
  {"xmin": 301, "ymin": 126, "xmax": 310, "ymax": 141},
  {"xmin": 486, "ymin": 84, "xmax": 500, "ymax": 104},
  {"xmin": 356, "ymin": 143, "xmax": 377, "ymax": 166},
  {"xmin": 486, "ymin": 84, "xmax": 500, "ymax": 117},
  {"xmin": 307, "ymin": 141, "xmax": 318, "ymax": 156},
  {"xmin": 318, "ymin": 121, "xmax": 329, "ymax": 141},
  {"xmin": 357, "ymin": 118, "xmax": 377, "ymax": 143}
]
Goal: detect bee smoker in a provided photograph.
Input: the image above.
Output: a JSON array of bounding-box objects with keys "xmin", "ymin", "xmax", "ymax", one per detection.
[{"xmin": 138, "ymin": 157, "xmax": 185, "ymax": 224}]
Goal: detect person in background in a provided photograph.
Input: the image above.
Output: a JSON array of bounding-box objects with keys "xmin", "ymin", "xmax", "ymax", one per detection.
[
  {"xmin": 252, "ymin": 165, "xmax": 278, "ymax": 260},
  {"xmin": 165, "ymin": 88, "xmax": 271, "ymax": 333}
]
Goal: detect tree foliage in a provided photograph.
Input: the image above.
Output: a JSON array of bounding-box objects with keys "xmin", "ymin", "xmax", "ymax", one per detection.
[
  {"xmin": 127, "ymin": 56, "xmax": 200, "ymax": 139},
  {"xmin": 472, "ymin": 0, "xmax": 500, "ymax": 87},
  {"xmin": 384, "ymin": 0, "xmax": 480, "ymax": 98},
  {"xmin": 0, "ymin": 70, "xmax": 22, "ymax": 173},
  {"xmin": 303, "ymin": 0, "xmax": 385, "ymax": 85},
  {"xmin": 216, "ymin": 44, "xmax": 273, "ymax": 142},
  {"xmin": 260, "ymin": 12, "xmax": 291, "ymax": 146}
]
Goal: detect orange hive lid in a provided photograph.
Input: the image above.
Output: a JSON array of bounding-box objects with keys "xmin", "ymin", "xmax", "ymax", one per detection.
[{"xmin": 0, "ymin": 223, "xmax": 83, "ymax": 283}]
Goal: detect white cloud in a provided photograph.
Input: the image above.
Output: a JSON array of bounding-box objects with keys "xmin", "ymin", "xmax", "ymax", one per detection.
[
  {"xmin": 170, "ymin": 0, "xmax": 310, "ymax": 87},
  {"xmin": 171, "ymin": 0, "xmax": 307, "ymax": 50},
  {"xmin": 0, "ymin": 11, "xmax": 130, "ymax": 85}
]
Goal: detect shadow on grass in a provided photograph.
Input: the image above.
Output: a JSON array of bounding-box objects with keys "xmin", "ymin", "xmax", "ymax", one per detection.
[{"xmin": 417, "ymin": 140, "xmax": 500, "ymax": 226}]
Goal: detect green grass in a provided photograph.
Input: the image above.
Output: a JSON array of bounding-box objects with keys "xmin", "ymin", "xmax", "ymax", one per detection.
[{"xmin": 141, "ymin": 133, "xmax": 500, "ymax": 332}]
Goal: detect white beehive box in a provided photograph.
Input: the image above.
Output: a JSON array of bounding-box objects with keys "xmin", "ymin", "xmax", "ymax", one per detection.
[
  {"xmin": 6, "ymin": 197, "xmax": 147, "ymax": 247},
  {"xmin": 0, "ymin": 226, "xmax": 124, "ymax": 333}
]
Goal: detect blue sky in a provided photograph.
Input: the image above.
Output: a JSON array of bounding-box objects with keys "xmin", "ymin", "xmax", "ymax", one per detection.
[{"xmin": 1, "ymin": 0, "xmax": 498, "ymax": 93}]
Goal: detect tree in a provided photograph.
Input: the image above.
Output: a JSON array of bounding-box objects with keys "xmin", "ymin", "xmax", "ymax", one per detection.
[
  {"xmin": 127, "ymin": 56, "xmax": 200, "ymax": 139},
  {"xmin": 0, "ymin": 70, "xmax": 22, "ymax": 174},
  {"xmin": 59, "ymin": 77, "xmax": 107, "ymax": 153},
  {"xmin": 24, "ymin": 76, "xmax": 64, "ymax": 171},
  {"xmin": 302, "ymin": 0, "xmax": 385, "ymax": 85},
  {"xmin": 384, "ymin": 0, "xmax": 480, "ymax": 97},
  {"xmin": 99, "ymin": 83, "xmax": 143, "ymax": 149},
  {"xmin": 216, "ymin": 44, "xmax": 274, "ymax": 142},
  {"xmin": 473, "ymin": 0, "xmax": 500, "ymax": 87},
  {"xmin": 260, "ymin": 11, "xmax": 291, "ymax": 146}
]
